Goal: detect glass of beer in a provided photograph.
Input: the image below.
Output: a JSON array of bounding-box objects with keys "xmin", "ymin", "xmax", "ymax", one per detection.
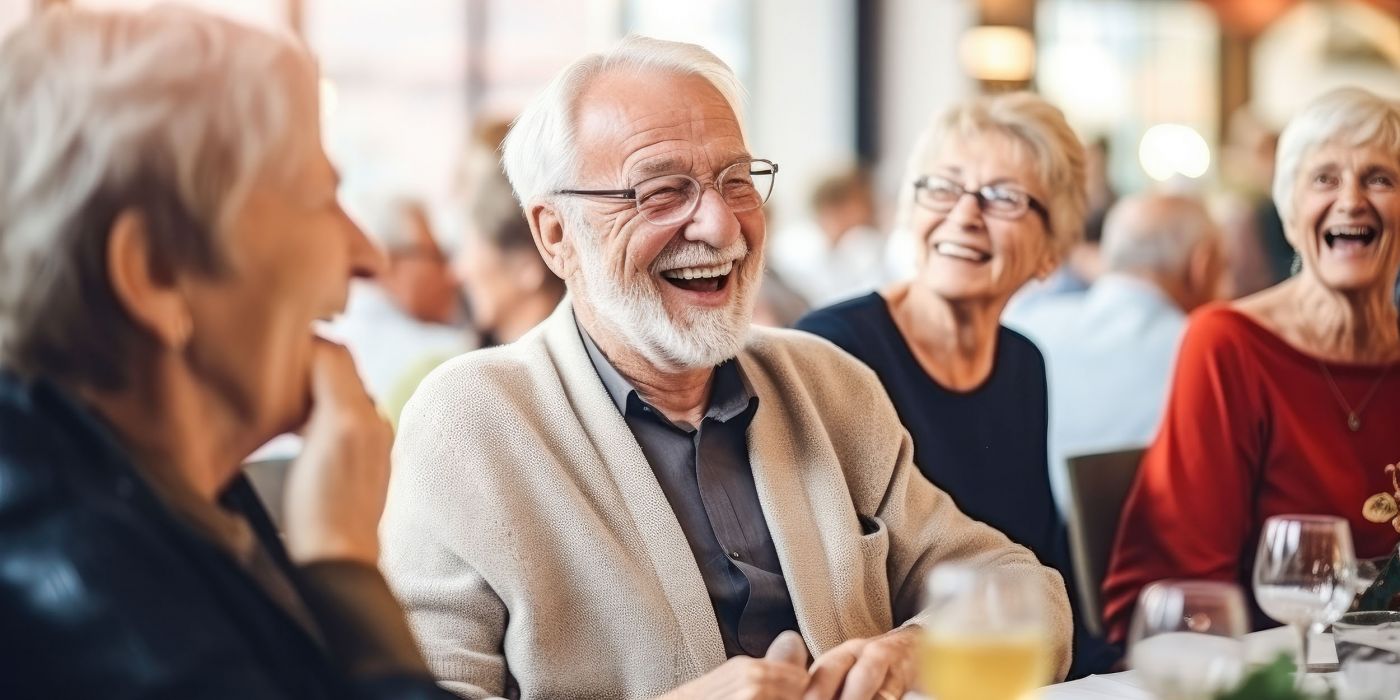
[{"xmin": 917, "ymin": 562, "xmax": 1052, "ymax": 700}]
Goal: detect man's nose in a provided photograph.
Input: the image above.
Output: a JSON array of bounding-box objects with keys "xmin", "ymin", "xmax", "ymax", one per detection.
[{"xmin": 681, "ymin": 186, "xmax": 742, "ymax": 250}]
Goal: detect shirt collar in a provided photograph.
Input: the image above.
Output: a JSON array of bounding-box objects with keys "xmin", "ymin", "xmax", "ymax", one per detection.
[{"xmin": 576, "ymin": 320, "xmax": 757, "ymax": 425}]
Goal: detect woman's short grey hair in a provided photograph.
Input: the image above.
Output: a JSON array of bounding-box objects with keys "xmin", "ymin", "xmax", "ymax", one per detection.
[
  {"xmin": 501, "ymin": 35, "xmax": 747, "ymax": 208},
  {"xmin": 1272, "ymin": 87, "xmax": 1400, "ymax": 224},
  {"xmin": 898, "ymin": 92, "xmax": 1088, "ymax": 260},
  {"xmin": 0, "ymin": 7, "xmax": 315, "ymax": 390}
]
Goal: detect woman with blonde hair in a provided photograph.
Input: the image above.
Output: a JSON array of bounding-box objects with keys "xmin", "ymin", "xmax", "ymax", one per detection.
[{"xmin": 798, "ymin": 92, "xmax": 1115, "ymax": 675}]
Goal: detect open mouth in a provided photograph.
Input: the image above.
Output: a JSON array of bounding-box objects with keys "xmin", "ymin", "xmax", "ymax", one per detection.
[
  {"xmin": 933, "ymin": 241, "xmax": 992, "ymax": 264},
  {"xmin": 1323, "ymin": 225, "xmax": 1378, "ymax": 250},
  {"xmin": 660, "ymin": 260, "xmax": 734, "ymax": 293}
]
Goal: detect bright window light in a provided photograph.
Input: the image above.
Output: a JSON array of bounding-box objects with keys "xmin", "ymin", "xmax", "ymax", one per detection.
[{"xmin": 1138, "ymin": 123, "xmax": 1211, "ymax": 181}]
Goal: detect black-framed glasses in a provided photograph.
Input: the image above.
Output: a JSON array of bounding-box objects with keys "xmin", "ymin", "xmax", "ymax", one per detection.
[
  {"xmin": 556, "ymin": 158, "xmax": 778, "ymax": 226},
  {"xmin": 913, "ymin": 175, "xmax": 1050, "ymax": 227}
]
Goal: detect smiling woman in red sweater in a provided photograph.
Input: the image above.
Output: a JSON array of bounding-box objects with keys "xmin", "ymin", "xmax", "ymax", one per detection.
[{"xmin": 1102, "ymin": 87, "xmax": 1400, "ymax": 642}]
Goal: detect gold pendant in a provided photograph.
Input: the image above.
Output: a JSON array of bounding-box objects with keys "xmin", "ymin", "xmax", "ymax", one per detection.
[{"xmin": 1349, "ymin": 413, "xmax": 1361, "ymax": 432}]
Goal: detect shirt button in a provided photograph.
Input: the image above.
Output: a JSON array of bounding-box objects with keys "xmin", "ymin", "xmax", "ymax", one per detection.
[{"xmin": 729, "ymin": 551, "xmax": 742, "ymax": 560}]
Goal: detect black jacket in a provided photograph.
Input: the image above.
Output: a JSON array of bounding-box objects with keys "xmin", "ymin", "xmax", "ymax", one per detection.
[{"xmin": 0, "ymin": 372, "xmax": 455, "ymax": 699}]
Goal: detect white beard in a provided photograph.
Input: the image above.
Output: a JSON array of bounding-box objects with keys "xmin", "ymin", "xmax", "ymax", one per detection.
[{"xmin": 564, "ymin": 205, "xmax": 760, "ymax": 372}]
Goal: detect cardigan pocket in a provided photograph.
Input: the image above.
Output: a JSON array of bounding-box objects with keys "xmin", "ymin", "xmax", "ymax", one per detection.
[{"xmin": 856, "ymin": 514, "xmax": 894, "ymax": 629}]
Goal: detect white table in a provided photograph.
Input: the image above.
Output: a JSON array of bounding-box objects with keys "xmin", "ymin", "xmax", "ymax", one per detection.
[{"xmin": 1039, "ymin": 627, "xmax": 1337, "ymax": 699}]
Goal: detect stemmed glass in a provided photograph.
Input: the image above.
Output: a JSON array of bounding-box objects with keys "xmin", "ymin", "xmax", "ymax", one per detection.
[
  {"xmin": 1252, "ymin": 515, "xmax": 1358, "ymax": 679},
  {"xmin": 1128, "ymin": 580, "xmax": 1250, "ymax": 700},
  {"xmin": 917, "ymin": 562, "xmax": 1053, "ymax": 700}
]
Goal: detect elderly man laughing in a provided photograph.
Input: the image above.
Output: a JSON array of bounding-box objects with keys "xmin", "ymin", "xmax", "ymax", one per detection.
[{"xmin": 381, "ymin": 36, "xmax": 1071, "ymax": 700}]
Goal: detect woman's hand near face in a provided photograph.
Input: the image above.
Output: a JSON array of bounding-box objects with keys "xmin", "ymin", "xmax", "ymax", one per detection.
[{"xmin": 282, "ymin": 339, "xmax": 392, "ymax": 566}]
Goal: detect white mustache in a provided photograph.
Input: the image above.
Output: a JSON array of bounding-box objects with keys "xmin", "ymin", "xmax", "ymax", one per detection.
[{"xmin": 653, "ymin": 238, "xmax": 749, "ymax": 273}]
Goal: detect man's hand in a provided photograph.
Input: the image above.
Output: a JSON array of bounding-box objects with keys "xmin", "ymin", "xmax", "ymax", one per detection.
[
  {"xmin": 661, "ymin": 630, "xmax": 810, "ymax": 700},
  {"xmin": 282, "ymin": 339, "xmax": 393, "ymax": 566},
  {"xmin": 803, "ymin": 626, "xmax": 919, "ymax": 700}
]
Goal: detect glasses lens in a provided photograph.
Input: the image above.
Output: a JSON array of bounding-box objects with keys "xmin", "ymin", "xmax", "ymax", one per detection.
[
  {"xmin": 636, "ymin": 175, "xmax": 699, "ymax": 224},
  {"xmin": 982, "ymin": 187, "xmax": 1028, "ymax": 217},
  {"xmin": 720, "ymin": 160, "xmax": 775, "ymax": 213},
  {"xmin": 917, "ymin": 177, "xmax": 963, "ymax": 211}
]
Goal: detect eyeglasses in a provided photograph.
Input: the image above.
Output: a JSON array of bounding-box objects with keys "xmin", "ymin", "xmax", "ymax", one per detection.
[
  {"xmin": 913, "ymin": 175, "xmax": 1050, "ymax": 227},
  {"xmin": 556, "ymin": 158, "xmax": 778, "ymax": 226}
]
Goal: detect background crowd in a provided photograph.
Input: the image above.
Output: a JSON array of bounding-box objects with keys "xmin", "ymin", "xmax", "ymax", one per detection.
[{"xmin": 1, "ymin": 1, "xmax": 1398, "ymax": 699}]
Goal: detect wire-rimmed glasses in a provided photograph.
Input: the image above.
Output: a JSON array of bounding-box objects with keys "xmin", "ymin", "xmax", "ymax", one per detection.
[
  {"xmin": 913, "ymin": 175, "xmax": 1050, "ymax": 226},
  {"xmin": 556, "ymin": 158, "xmax": 778, "ymax": 226}
]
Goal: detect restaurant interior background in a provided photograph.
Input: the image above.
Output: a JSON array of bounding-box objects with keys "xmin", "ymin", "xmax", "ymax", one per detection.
[{"xmin": 2, "ymin": 0, "xmax": 1398, "ymax": 273}]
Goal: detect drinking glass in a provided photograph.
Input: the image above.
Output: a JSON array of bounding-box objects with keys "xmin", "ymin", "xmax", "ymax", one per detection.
[
  {"xmin": 917, "ymin": 562, "xmax": 1052, "ymax": 700},
  {"xmin": 1128, "ymin": 580, "xmax": 1249, "ymax": 700},
  {"xmin": 1252, "ymin": 515, "xmax": 1357, "ymax": 679}
]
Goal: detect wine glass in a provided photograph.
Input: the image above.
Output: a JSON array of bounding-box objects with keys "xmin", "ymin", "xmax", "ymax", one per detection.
[
  {"xmin": 917, "ymin": 562, "xmax": 1052, "ymax": 700},
  {"xmin": 1252, "ymin": 515, "xmax": 1357, "ymax": 679},
  {"xmin": 1128, "ymin": 580, "xmax": 1249, "ymax": 700}
]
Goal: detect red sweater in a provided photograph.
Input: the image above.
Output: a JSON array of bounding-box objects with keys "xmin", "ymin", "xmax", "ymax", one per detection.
[{"xmin": 1102, "ymin": 304, "xmax": 1400, "ymax": 642}]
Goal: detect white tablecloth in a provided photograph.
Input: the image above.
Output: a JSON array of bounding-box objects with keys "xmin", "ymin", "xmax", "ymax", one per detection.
[{"xmin": 1038, "ymin": 627, "xmax": 1337, "ymax": 699}]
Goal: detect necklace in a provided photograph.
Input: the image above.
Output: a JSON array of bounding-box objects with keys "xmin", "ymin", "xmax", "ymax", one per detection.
[{"xmin": 1316, "ymin": 358, "xmax": 1395, "ymax": 432}]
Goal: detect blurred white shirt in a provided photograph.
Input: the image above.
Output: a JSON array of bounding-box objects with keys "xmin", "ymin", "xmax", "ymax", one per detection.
[
  {"xmin": 771, "ymin": 222, "xmax": 888, "ymax": 308},
  {"xmin": 1004, "ymin": 273, "xmax": 1187, "ymax": 516},
  {"xmin": 330, "ymin": 281, "xmax": 471, "ymax": 402}
]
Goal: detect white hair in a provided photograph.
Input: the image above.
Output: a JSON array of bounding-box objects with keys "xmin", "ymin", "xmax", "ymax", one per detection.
[
  {"xmin": 1272, "ymin": 87, "xmax": 1400, "ymax": 224},
  {"xmin": 500, "ymin": 35, "xmax": 747, "ymax": 207},
  {"xmin": 1100, "ymin": 193, "xmax": 1216, "ymax": 274},
  {"xmin": 897, "ymin": 92, "xmax": 1088, "ymax": 260},
  {"xmin": 0, "ymin": 7, "xmax": 315, "ymax": 389}
]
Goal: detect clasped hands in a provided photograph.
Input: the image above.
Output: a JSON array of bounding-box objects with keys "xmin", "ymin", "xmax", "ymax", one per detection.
[{"xmin": 662, "ymin": 626, "xmax": 920, "ymax": 700}]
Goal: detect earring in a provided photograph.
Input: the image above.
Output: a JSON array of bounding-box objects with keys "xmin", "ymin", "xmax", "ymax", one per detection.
[{"xmin": 1290, "ymin": 252, "xmax": 1301, "ymax": 277}]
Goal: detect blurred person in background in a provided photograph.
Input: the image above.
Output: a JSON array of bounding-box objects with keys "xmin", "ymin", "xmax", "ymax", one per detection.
[
  {"xmin": 770, "ymin": 164, "xmax": 887, "ymax": 306},
  {"xmin": 382, "ymin": 36, "xmax": 1072, "ymax": 699},
  {"xmin": 332, "ymin": 197, "xmax": 472, "ymax": 403},
  {"xmin": 1001, "ymin": 136, "xmax": 1114, "ymax": 321},
  {"xmin": 0, "ymin": 8, "xmax": 455, "ymax": 698},
  {"xmin": 751, "ymin": 265, "xmax": 810, "ymax": 327},
  {"xmin": 1007, "ymin": 193, "xmax": 1224, "ymax": 516},
  {"xmin": 1215, "ymin": 106, "xmax": 1287, "ymax": 297},
  {"xmin": 380, "ymin": 168, "xmax": 565, "ymax": 423},
  {"xmin": 797, "ymin": 92, "xmax": 1118, "ymax": 677},
  {"xmin": 1104, "ymin": 87, "xmax": 1400, "ymax": 641},
  {"xmin": 454, "ymin": 158, "xmax": 565, "ymax": 348}
]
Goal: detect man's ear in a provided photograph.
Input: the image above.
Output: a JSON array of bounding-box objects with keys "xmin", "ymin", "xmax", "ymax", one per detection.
[
  {"xmin": 527, "ymin": 201, "xmax": 571, "ymax": 280},
  {"xmin": 106, "ymin": 209, "xmax": 192, "ymax": 349}
]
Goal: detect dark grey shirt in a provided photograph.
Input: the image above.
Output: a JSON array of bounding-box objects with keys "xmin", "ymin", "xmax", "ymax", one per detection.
[{"xmin": 579, "ymin": 327, "xmax": 799, "ymax": 658}]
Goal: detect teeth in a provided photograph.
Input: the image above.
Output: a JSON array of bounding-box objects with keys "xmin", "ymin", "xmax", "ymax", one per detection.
[
  {"xmin": 1327, "ymin": 225, "xmax": 1373, "ymax": 237},
  {"xmin": 934, "ymin": 242, "xmax": 990, "ymax": 262},
  {"xmin": 661, "ymin": 261, "xmax": 734, "ymax": 280}
]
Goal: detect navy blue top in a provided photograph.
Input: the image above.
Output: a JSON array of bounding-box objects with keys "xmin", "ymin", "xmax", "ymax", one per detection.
[{"xmin": 797, "ymin": 292, "xmax": 1118, "ymax": 676}]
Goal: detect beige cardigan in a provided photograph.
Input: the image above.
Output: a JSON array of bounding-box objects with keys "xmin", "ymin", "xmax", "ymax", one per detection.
[{"xmin": 381, "ymin": 301, "xmax": 1071, "ymax": 699}]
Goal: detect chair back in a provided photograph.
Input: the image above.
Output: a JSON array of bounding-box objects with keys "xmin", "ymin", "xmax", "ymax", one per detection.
[{"xmin": 1065, "ymin": 447, "xmax": 1145, "ymax": 637}]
